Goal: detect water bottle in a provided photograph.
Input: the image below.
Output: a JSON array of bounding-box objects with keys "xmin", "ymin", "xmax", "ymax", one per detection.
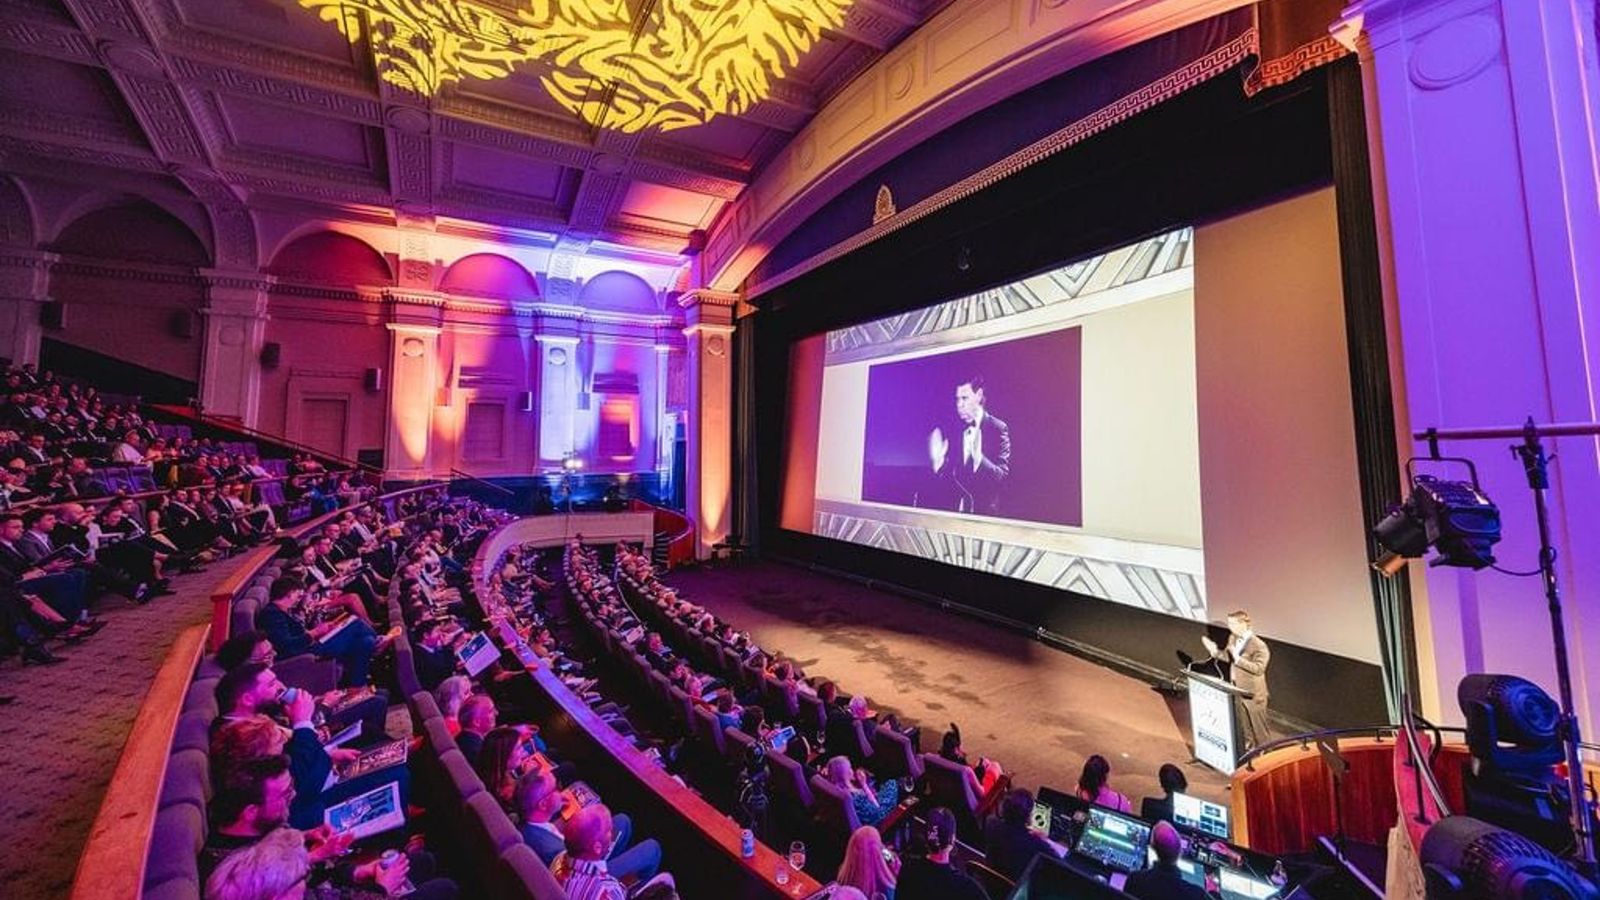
[
  {"xmin": 280, "ymin": 687, "xmax": 301, "ymax": 707},
  {"xmin": 379, "ymin": 850, "xmax": 400, "ymax": 870},
  {"xmin": 740, "ymin": 828, "xmax": 755, "ymax": 858}
]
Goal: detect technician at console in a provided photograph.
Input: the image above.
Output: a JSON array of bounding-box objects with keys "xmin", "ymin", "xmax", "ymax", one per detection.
[
  {"xmin": 1124, "ymin": 822, "xmax": 1210, "ymax": 900},
  {"xmin": 1201, "ymin": 610, "xmax": 1271, "ymax": 750}
]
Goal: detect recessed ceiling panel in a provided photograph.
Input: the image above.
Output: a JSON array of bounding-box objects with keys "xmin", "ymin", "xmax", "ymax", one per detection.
[
  {"xmin": 170, "ymin": 0, "xmax": 362, "ymax": 64},
  {"xmin": 616, "ymin": 182, "xmax": 719, "ymax": 229},
  {"xmin": 215, "ymin": 94, "xmax": 375, "ymax": 167},
  {"xmin": 449, "ymin": 143, "xmax": 566, "ymax": 201},
  {"xmin": 0, "ymin": 57, "xmax": 131, "ymax": 123},
  {"xmin": 655, "ymin": 114, "xmax": 770, "ymax": 168}
]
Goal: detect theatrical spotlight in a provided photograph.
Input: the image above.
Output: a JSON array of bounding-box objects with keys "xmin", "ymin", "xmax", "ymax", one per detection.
[
  {"xmin": 1459, "ymin": 675, "xmax": 1578, "ymax": 854},
  {"xmin": 1372, "ymin": 463, "xmax": 1501, "ymax": 576},
  {"xmin": 1420, "ymin": 816, "xmax": 1598, "ymax": 900}
]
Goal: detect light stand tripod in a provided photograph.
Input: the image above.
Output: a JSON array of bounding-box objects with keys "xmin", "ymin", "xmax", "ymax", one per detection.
[{"xmin": 1417, "ymin": 417, "xmax": 1599, "ymax": 870}]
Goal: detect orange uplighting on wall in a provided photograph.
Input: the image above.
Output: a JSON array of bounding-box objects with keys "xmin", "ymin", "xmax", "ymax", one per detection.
[
  {"xmin": 598, "ymin": 395, "xmax": 639, "ymax": 461},
  {"xmin": 297, "ymin": 0, "xmax": 853, "ymax": 132}
]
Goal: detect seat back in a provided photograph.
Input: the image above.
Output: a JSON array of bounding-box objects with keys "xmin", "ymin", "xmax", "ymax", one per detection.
[
  {"xmin": 768, "ymin": 751, "xmax": 814, "ymax": 810},
  {"xmin": 921, "ymin": 753, "xmax": 980, "ymax": 816},
  {"xmin": 809, "ymin": 773, "xmax": 862, "ymax": 838},
  {"xmin": 796, "ymin": 691, "xmax": 827, "ymax": 737},
  {"xmin": 692, "ymin": 704, "xmax": 727, "ymax": 756},
  {"xmin": 870, "ymin": 724, "xmax": 923, "ymax": 781},
  {"xmin": 969, "ymin": 859, "xmax": 1020, "ymax": 900}
]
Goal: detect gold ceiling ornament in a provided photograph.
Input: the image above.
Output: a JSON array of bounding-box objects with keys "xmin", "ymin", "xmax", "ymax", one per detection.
[{"xmin": 298, "ymin": 0, "xmax": 854, "ymax": 133}]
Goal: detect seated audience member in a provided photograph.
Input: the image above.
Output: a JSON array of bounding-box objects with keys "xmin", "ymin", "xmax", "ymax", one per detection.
[
  {"xmin": 896, "ymin": 807, "xmax": 990, "ymax": 900},
  {"xmin": 0, "ymin": 512, "xmax": 99, "ymax": 634},
  {"xmin": 214, "ymin": 629, "xmax": 388, "ymax": 742},
  {"xmin": 1076, "ymin": 754, "xmax": 1132, "ymax": 813},
  {"xmin": 455, "ymin": 693, "xmax": 497, "ymax": 766},
  {"xmin": 411, "ymin": 617, "xmax": 461, "ymax": 691},
  {"xmin": 516, "ymin": 769, "xmax": 662, "ymax": 883},
  {"xmin": 475, "ymin": 725, "xmax": 554, "ymax": 809},
  {"xmin": 938, "ymin": 722, "xmax": 1004, "ymax": 795},
  {"xmin": 983, "ymin": 788, "xmax": 1063, "ymax": 880},
  {"xmin": 825, "ymin": 755, "xmax": 900, "ymax": 828},
  {"xmin": 1124, "ymin": 821, "xmax": 1210, "ymax": 900},
  {"xmin": 203, "ymin": 826, "xmax": 311, "ymax": 900},
  {"xmin": 1144, "ymin": 763, "xmax": 1189, "ymax": 825},
  {"xmin": 712, "ymin": 691, "xmax": 742, "ymax": 731},
  {"xmin": 836, "ymin": 825, "xmax": 898, "ymax": 900},
  {"xmin": 560, "ymin": 804, "xmax": 672, "ymax": 900},
  {"xmin": 257, "ymin": 576, "xmax": 380, "ymax": 687},
  {"xmin": 435, "ymin": 675, "xmax": 472, "ymax": 735}
]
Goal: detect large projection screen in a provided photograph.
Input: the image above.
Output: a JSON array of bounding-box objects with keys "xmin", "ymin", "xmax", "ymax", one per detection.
[
  {"xmin": 787, "ymin": 228, "xmax": 1206, "ymax": 620},
  {"xmin": 779, "ymin": 190, "xmax": 1381, "ymax": 668}
]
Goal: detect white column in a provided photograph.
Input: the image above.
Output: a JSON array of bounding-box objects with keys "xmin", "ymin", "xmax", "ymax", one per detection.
[
  {"xmin": 1339, "ymin": 0, "xmax": 1600, "ymax": 735},
  {"xmin": 680, "ymin": 290, "xmax": 737, "ymax": 558},
  {"xmin": 535, "ymin": 330, "xmax": 580, "ymax": 467},
  {"xmin": 655, "ymin": 343, "xmax": 672, "ymax": 474},
  {"xmin": 384, "ymin": 291, "xmax": 444, "ymax": 479},
  {"xmin": 0, "ymin": 250, "xmax": 54, "ymax": 367},
  {"xmin": 198, "ymin": 269, "xmax": 273, "ymax": 427}
]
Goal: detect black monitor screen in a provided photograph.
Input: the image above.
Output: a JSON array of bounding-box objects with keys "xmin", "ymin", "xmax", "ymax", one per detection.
[{"xmin": 1073, "ymin": 807, "xmax": 1152, "ymax": 874}]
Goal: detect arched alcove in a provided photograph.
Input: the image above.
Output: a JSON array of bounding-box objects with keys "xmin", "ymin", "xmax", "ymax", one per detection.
[
  {"xmin": 578, "ymin": 270, "xmax": 659, "ymax": 315},
  {"xmin": 439, "ymin": 253, "xmax": 540, "ymax": 300},
  {"xmin": 268, "ymin": 230, "xmax": 392, "ymax": 285},
  {"xmin": 52, "ymin": 200, "xmax": 210, "ymax": 266}
]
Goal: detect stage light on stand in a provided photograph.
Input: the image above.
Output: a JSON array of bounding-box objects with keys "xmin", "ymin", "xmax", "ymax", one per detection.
[{"xmin": 1372, "ymin": 463, "xmax": 1501, "ymax": 577}]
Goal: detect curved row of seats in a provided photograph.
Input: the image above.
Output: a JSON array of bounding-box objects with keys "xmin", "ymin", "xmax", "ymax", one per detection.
[
  {"xmin": 385, "ymin": 566, "xmax": 567, "ymax": 899},
  {"xmin": 603, "ymin": 557, "xmax": 1009, "ymax": 845},
  {"xmin": 70, "ymin": 483, "xmax": 447, "ymax": 900}
]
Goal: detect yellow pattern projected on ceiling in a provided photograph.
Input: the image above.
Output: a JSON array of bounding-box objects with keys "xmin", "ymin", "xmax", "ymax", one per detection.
[{"xmin": 298, "ymin": 0, "xmax": 853, "ymax": 132}]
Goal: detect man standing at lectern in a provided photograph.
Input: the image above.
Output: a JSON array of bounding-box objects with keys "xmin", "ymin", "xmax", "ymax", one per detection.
[{"xmin": 1202, "ymin": 610, "xmax": 1271, "ymax": 750}]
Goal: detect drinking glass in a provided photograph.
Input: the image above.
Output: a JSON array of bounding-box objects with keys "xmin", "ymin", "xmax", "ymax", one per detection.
[{"xmin": 788, "ymin": 840, "xmax": 807, "ymax": 873}]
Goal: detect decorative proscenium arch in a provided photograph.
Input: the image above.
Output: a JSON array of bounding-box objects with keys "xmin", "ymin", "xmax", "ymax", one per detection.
[
  {"xmin": 438, "ymin": 253, "xmax": 541, "ymax": 301},
  {"xmin": 699, "ymin": 0, "xmax": 1264, "ymax": 294},
  {"xmin": 267, "ymin": 229, "xmax": 395, "ymax": 286}
]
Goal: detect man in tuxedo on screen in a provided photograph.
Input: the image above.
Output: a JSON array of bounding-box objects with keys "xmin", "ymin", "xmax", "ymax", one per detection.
[
  {"xmin": 1201, "ymin": 609, "xmax": 1271, "ymax": 750},
  {"xmin": 952, "ymin": 376, "xmax": 1010, "ymax": 515}
]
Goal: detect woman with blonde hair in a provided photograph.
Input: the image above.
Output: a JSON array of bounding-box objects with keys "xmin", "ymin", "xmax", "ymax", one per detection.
[
  {"xmin": 824, "ymin": 755, "xmax": 900, "ymax": 828},
  {"xmin": 835, "ymin": 825, "xmax": 897, "ymax": 899}
]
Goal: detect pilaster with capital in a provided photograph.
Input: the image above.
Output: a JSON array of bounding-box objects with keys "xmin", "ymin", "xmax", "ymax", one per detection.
[
  {"xmin": 0, "ymin": 250, "xmax": 56, "ymax": 367},
  {"xmin": 384, "ymin": 290, "xmax": 444, "ymax": 478},
  {"xmin": 534, "ymin": 308, "xmax": 582, "ymax": 466},
  {"xmin": 680, "ymin": 289, "xmax": 738, "ymax": 558},
  {"xmin": 1339, "ymin": 0, "xmax": 1600, "ymax": 731},
  {"xmin": 199, "ymin": 268, "xmax": 273, "ymax": 427}
]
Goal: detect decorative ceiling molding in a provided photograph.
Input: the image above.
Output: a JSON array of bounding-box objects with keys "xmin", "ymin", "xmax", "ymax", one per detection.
[
  {"xmin": 0, "ymin": 16, "xmax": 98, "ymax": 64},
  {"xmin": 701, "ymin": 0, "xmax": 1256, "ymax": 291}
]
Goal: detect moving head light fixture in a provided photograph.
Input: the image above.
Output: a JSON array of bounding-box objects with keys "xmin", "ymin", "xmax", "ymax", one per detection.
[{"xmin": 1372, "ymin": 458, "xmax": 1502, "ymax": 577}]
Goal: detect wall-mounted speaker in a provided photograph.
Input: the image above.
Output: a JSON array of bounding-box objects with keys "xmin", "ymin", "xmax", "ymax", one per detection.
[
  {"xmin": 39, "ymin": 301, "xmax": 64, "ymax": 330},
  {"xmin": 364, "ymin": 367, "xmax": 383, "ymax": 392},
  {"xmin": 260, "ymin": 342, "xmax": 281, "ymax": 368},
  {"xmin": 519, "ymin": 391, "xmax": 534, "ymax": 412},
  {"xmin": 169, "ymin": 310, "xmax": 195, "ymax": 339}
]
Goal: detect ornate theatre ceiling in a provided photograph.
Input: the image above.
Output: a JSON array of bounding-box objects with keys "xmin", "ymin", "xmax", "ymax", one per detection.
[{"xmin": 0, "ymin": 0, "xmax": 938, "ymax": 252}]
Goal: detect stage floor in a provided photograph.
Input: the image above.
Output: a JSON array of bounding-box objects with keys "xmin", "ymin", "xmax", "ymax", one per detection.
[{"xmin": 665, "ymin": 559, "xmax": 1231, "ymax": 806}]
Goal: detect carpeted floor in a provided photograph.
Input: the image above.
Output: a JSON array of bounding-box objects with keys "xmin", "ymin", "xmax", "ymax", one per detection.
[
  {"xmin": 665, "ymin": 560, "xmax": 1231, "ymax": 808},
  {"xmin": 0, "ymin": 554, "xmax": 253, "ymax": 900}
]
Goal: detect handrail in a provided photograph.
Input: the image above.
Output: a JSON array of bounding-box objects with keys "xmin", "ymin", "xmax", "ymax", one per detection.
[
  {"xmin": 473, "ymin": 522, "xmax": 823, "ymax": 899},
  {"xmin": 448, "ymin": 468, "xmax": 515, "ymax": 496},
  {"xmin": 70, "ymin": 622, "xmax": 210, "ymax": 900},
  {"xmin": 146, "ymin": 403, "xmax": 380, "ymax": 476}
]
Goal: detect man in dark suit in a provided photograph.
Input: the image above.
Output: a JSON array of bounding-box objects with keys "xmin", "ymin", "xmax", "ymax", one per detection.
[
  {"xmin": 952, "ymin": 375, "xmax": 1010, "ymax": 516},
  {"xmin": 256, "ymin": 575, "xmax": 379, "ymax": 688},
  {"xmin": 1202, "ymin": 609, "xmax": 1272, "ymax": 750},
  {"xmin": 456, "ymin": 693, "xmax": 498, "ymax": 768},
  {"xmin": 1124, "ymin": 822, "xmax": 1210, "ymax": 900},
  {"xmin": 0, "ymin": 512, "xmax": 95, "ymax": 627}
]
